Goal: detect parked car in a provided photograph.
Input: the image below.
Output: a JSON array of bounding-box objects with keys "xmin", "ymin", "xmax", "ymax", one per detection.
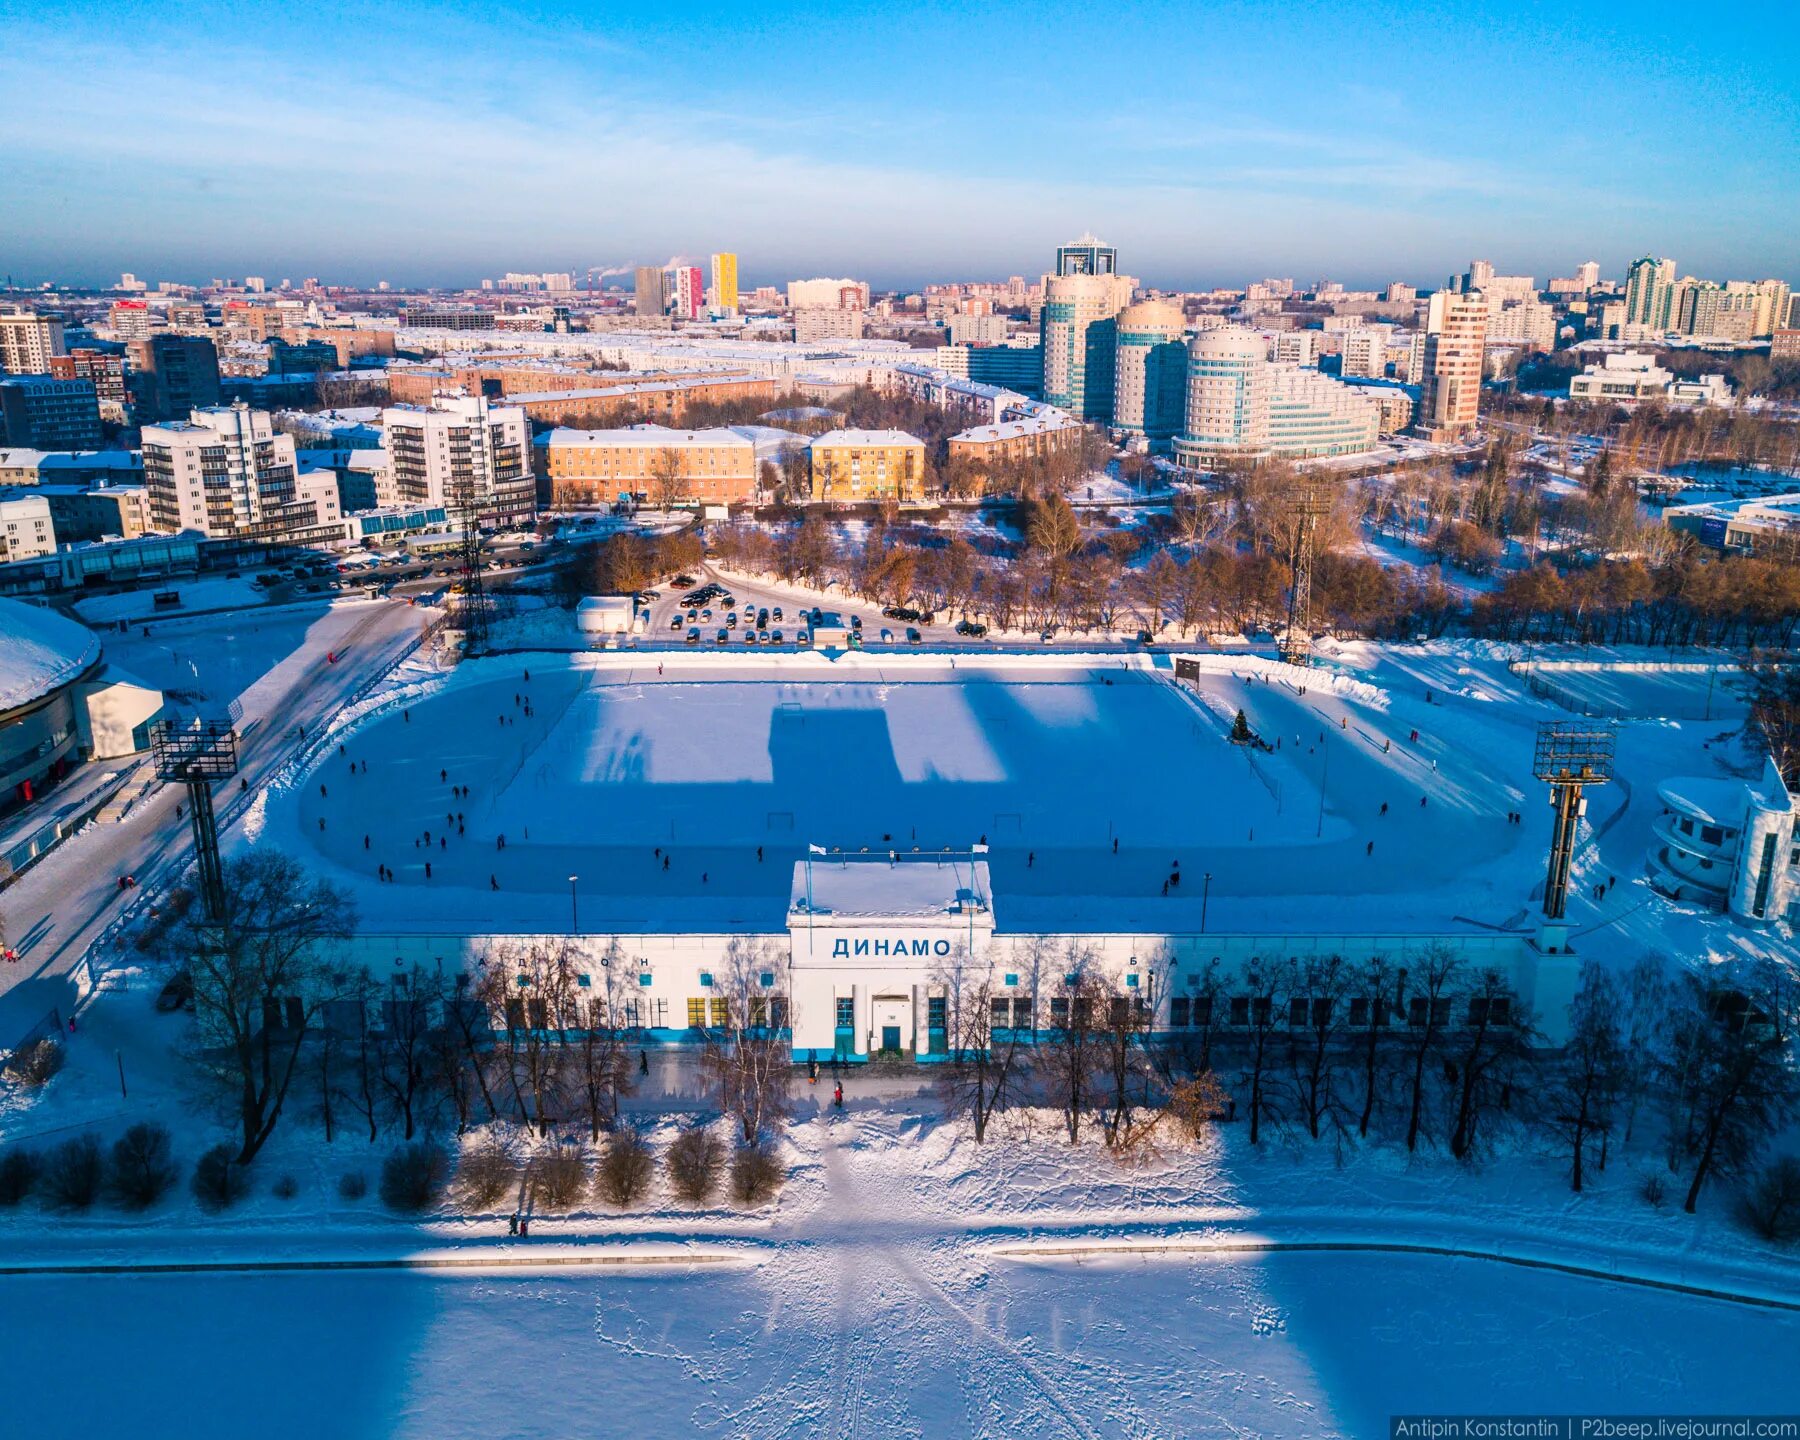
[
  {"xmin": 686, "ymin": 627, "xmax": 700, "ymax": 644},
  {"xmin": 670, "ymin": 615, "xmax": 684, "ymax": 630},
  {"xmin": 906, "ymin": 627, "xmax": 921, "ymax": 644},
  {"xmin": 154, "ymin": 968, "xmax": 193, "ymax": 1013},
  {"xmin": 771, "ymin": 607, "xmax": 783, "ymax": 621},
  {"xmin": 715, "ymin": 629, "xmax": 730, "ymax": 644},
  {"xmin": 672, "ymin": 574, "xmax": 697, "ymax": 588},
  {"xmin": 771, "ymin": 629, "xmax": 783, "ymax": 644}
]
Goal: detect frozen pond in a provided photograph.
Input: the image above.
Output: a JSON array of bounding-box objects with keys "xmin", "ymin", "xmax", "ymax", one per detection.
[{"xmin": 6, "ymin": 1250, "xmax": 1790, "ymax": 1438}]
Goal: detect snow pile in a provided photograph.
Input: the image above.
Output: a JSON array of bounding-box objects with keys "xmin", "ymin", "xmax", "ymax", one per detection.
[{"xmin": 0, "ymin": 598, "xmax": 101, "ymax": 711}]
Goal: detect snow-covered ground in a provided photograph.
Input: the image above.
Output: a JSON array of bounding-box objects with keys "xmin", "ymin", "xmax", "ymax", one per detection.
[
  {"xmin": 3, "ymin": 1084, "xmax": 1795, "ymax": 1440},
  {"xmin": 73, "ymin": 575, "xmax": 271, "ymax": 624}
]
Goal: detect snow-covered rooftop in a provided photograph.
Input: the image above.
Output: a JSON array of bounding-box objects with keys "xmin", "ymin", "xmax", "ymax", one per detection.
[
  {"xmin": 809, "ymin": 428, "xmax": 925, "ymax": 449},
  {"xmin": 790, "ymin": 852, "xmax": 993, "ymax": 922},
  {"xmin": 544, "ymin": 424, "xmax": 755, "ymax": 449},
  {"xmin": 0, "ymin": 598, "xmax": 103, "ymax": 713}
]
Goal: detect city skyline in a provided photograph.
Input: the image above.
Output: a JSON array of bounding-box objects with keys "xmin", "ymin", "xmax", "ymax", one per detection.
[{"xmin": 2, "ymin": 0, "xmax": 1796, "ymax": 290}]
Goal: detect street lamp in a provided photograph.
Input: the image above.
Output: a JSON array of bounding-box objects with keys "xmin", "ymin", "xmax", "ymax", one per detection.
[
  {"xmin": 1201, "ymin": 872, "xmax": 1213, "ymax": 934},
  {"xmin": 568, "ymin": 875, "xmax": 579, "ymax": 936}
]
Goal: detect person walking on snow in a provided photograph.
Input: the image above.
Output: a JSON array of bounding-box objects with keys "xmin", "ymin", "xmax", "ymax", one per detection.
[
  {"xmin": 833, "ymin": 1081, "xmax": 844, "ymax": 1109},
  {"xmin": 639, "ymin": 1050, "xmax": 649, "ymax": 1076}
]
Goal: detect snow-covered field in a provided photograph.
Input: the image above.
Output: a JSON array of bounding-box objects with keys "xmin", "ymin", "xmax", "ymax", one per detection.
[{"xmin": 246, "ymin": 640, "xmax": 1778, "ymax": 966}]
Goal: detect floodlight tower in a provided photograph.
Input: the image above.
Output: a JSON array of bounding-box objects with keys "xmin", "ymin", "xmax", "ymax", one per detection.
[
  {"xmin": 1281, "ymin": 482, "xmax": 1332, "ymax": 667},
  {"xmin": 151, "ymin": 718, "xmax": 240, "ymax": 922},
  {"xmin": 450, "ymin": 468, "xmax": 490, "ymax": 652},
  {"xmin": 1532, "ymin": 720, "xmax": 1616, "ymax": 920}
]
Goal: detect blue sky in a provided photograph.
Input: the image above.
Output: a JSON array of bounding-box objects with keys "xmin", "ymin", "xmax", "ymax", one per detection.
[{"xmin": 1, "ymin": 0, "xmax": 1795, "ymax": 291}]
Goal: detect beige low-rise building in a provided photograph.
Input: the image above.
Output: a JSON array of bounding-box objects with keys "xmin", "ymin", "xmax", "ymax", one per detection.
[
  {"xmin": 947, "ymin": 413, "xmax": 1081, "ymax": 469},
  {"xmin": 809, "ymin": 429, "xmax": 927, "ymax": 503},
  {"xmin": 543, "ymin": 424, "xmax": 759, "ymax": 507}
]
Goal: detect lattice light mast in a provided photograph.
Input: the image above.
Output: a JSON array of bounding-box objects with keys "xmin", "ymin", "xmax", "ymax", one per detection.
[
  {"xmin": 1281, "ymin": 483, "xmax": 1332, "ymax": 667},
  {"xmin": 150, "ymin": 719, "xmax": 240, "ymax": 922},
  {"xmin": 1532, "ymin": 720, "xmax": 1616, "ymax": 920},
  {"xmin": 451, "ymin": 467, "xmax": 490, "ymax": 652}
]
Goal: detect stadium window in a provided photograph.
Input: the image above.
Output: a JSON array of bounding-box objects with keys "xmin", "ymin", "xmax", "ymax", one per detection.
[
  {"xmin": 1251, "ymin": 996, "xmax": 1272, "ymax": 1027},
  {"xmin": 710, "ymin": 998, "xmax": 730, "ymax": 1027},
  {"xmin": 1193, "ymin": 996, "xmax": 1213, "ymax": 1026},
  {"xmin": 1288, "ymin": 997, "xmax": 1308, "ymax": 1027},
  {"xmin": 1408, "ymin": 997, "xmax": 1428, "ymax": 1027},
  {"xmin": 1170, "ymin": 997, "xmax": 1191, "ymax": 1027},
  {"xmin": 835, "ymin": 997, "xmax": 854, "ymax": 1029},
  {"xmin": 991, "ymin": 998, "xmax": 1010, "ymax": 1028},
  {"xmin": 1229, "ymin": 996, "xmax": 1250, "ymax": 1027},
  {"xmin": 686, "ymin": 997, "xmax": 708, "ymax": 1028},
  {"xmin": 504, "ymin": 998, "xmax": 526, "ymax": 1030},
  {"xmin": 1431, "ymin": 998, "xmax": 1452, "ymax": 1026},
  {"xmin": 1349, "ymin": 997, "xmax": 1370, "ymax": 1028},
  {"xmin": 1312, "ymin": 999, "xmax": 1332, "ymax": 1028},
  {"xmin": 527, "ymin": 999, "xmax": 548, "ymax": 1029},
  {"xmin": 771, "ymin": 997, "xmax": 790, "ymax": 1030},
  {"xmin": 927, "ymin": 996, "xmax": 947, "ymax": 1034},
  {"xmin": 1109, "ymin": 996, "xmax": 1130, "ymax": 1026},
  {"xmin": 1014, "ymin": 995, "xmax": 1034, "ymax": 1030},
  {"xmin": 1050, "ymin": 996, "xmax": 1070, "ymax": 1027}
]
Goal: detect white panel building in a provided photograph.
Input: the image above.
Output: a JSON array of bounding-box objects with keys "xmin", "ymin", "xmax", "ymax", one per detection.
[{"xmin": 381, "ymin": 394, "xmax": 534, "ymax": 528}]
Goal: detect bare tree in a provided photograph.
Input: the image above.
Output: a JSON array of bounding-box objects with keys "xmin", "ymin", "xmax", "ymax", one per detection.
[
  {"xmin": 442, "ymin": 970, "xmax": 502, "ymax": 1130},
  {"xmin": 1354, "ymin": 953, "xmax": 1399, "ymax": 1138},
  {"xmin": 701, "ymin": 938, "xmax": 793, "ymax": 1145},
  {"xmin": 377, "ymin": 963, "xmax": 443, "ymax": 1141},
  {"xmin": 1236, "ymin": 955, "xmax": 1289, "ymax": 1147},
  {"xmin": 1546, "ymin": 961, "xmax": 1624, "ymax": 1191},
  {"xmin": 932, "ymin": 942, "xmax": 1030, "ymax": 1143},
  {"xmin": 1039, "ymin": 949, "xmax": 1106, "ymax": 1143},
  {"xmin": 1446, "ymin": 968, "xmax": 1534, "ymax": 1161},
  {"xmin": 1099, "ymin": 949, "xmax": 1167, "ymax": 1151},
  {"xmin": 483, "ymin": 939, "xmax": 580, "ymax": 1135},
  {"xmin": 649, "ymin": 447, "xmax": 685, "ymax": 513},
  {"xmin": 574, "ymin": 941, "xmax": 637, "ymax": 1140},
  {"xmin": 1666, "ymin": 966, "xmax": 1798, "ymax": 1214},
  {"xmin": 1287, "ymin": 953, "xmax": 1352, "ymax": 1142},
  {"xmin": 1399, "ymin": 943, "xmax": 1461, "ymax": 1153},
  {"xmin": 180, "ymin": 850, "xmax": 357, "ymax": 1163}
]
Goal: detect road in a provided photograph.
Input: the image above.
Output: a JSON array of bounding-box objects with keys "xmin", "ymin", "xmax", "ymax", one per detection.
[{"xmin": 0, "ymin": 598, "xmax": 429, "ymax": 1044}]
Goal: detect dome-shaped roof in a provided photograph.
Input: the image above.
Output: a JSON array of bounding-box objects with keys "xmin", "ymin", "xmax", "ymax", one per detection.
[{"xmin": 0, "ymin": 598, "xmax": 102, "ymax": 713}]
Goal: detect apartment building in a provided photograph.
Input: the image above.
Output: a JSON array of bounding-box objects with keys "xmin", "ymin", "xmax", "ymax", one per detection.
[
  {"xmin": 542, "ymin": 424, "xmax": 759, "ymax": 506},
  {"xmin": 381, "ymin": 394, "xmax": 534, "ymax": 527},
  {"xmin": 142, "ymin": 404, "xmax": 340, "ymax": 542},
  {"xmin": 808, "ymin": 429, "xmax": 927, "ymax": 502},
  {"xmin": 0, "ymin": 376, "xmax": 104, "ymax": 450},
  {"xmin": 0, "ymin": 493, "xmax": 55, "ymax": 562},
  {"xmin": 126, "ymin": 334, "xmax": 222, "ymax": 421},
  {"xmin": 1415, "ymin": 290, "xmax": 1488, "ymax": 439},
  {"xmin": 947, "ymin": 414, "xmax": 1081, "ymax": 470},
  {"xmin": 0, "ymin": 310, "xmax": 67, "ymax": 374}
]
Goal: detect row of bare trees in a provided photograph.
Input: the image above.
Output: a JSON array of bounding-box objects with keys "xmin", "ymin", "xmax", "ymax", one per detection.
[
  {"xmin": 928, "ymin": 939, "xmax": 1798, "ymax": 1215},
  {"xmin": 179, "ymin": 855, "xmax": 793, "ymax": 1164}
]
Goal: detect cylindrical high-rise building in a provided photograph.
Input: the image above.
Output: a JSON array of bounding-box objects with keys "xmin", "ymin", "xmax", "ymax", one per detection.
[
  {"xmin": 1040, "ymin": 274, "xmax": 1128, "ymax": 422},
  {"xmin": 1173, "ymin": 328, "xmax": 1270, "ymax": 469},
  {"xmin": 1111, "ymin": 300, "xmax": 1187, "ymax": 447}
]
